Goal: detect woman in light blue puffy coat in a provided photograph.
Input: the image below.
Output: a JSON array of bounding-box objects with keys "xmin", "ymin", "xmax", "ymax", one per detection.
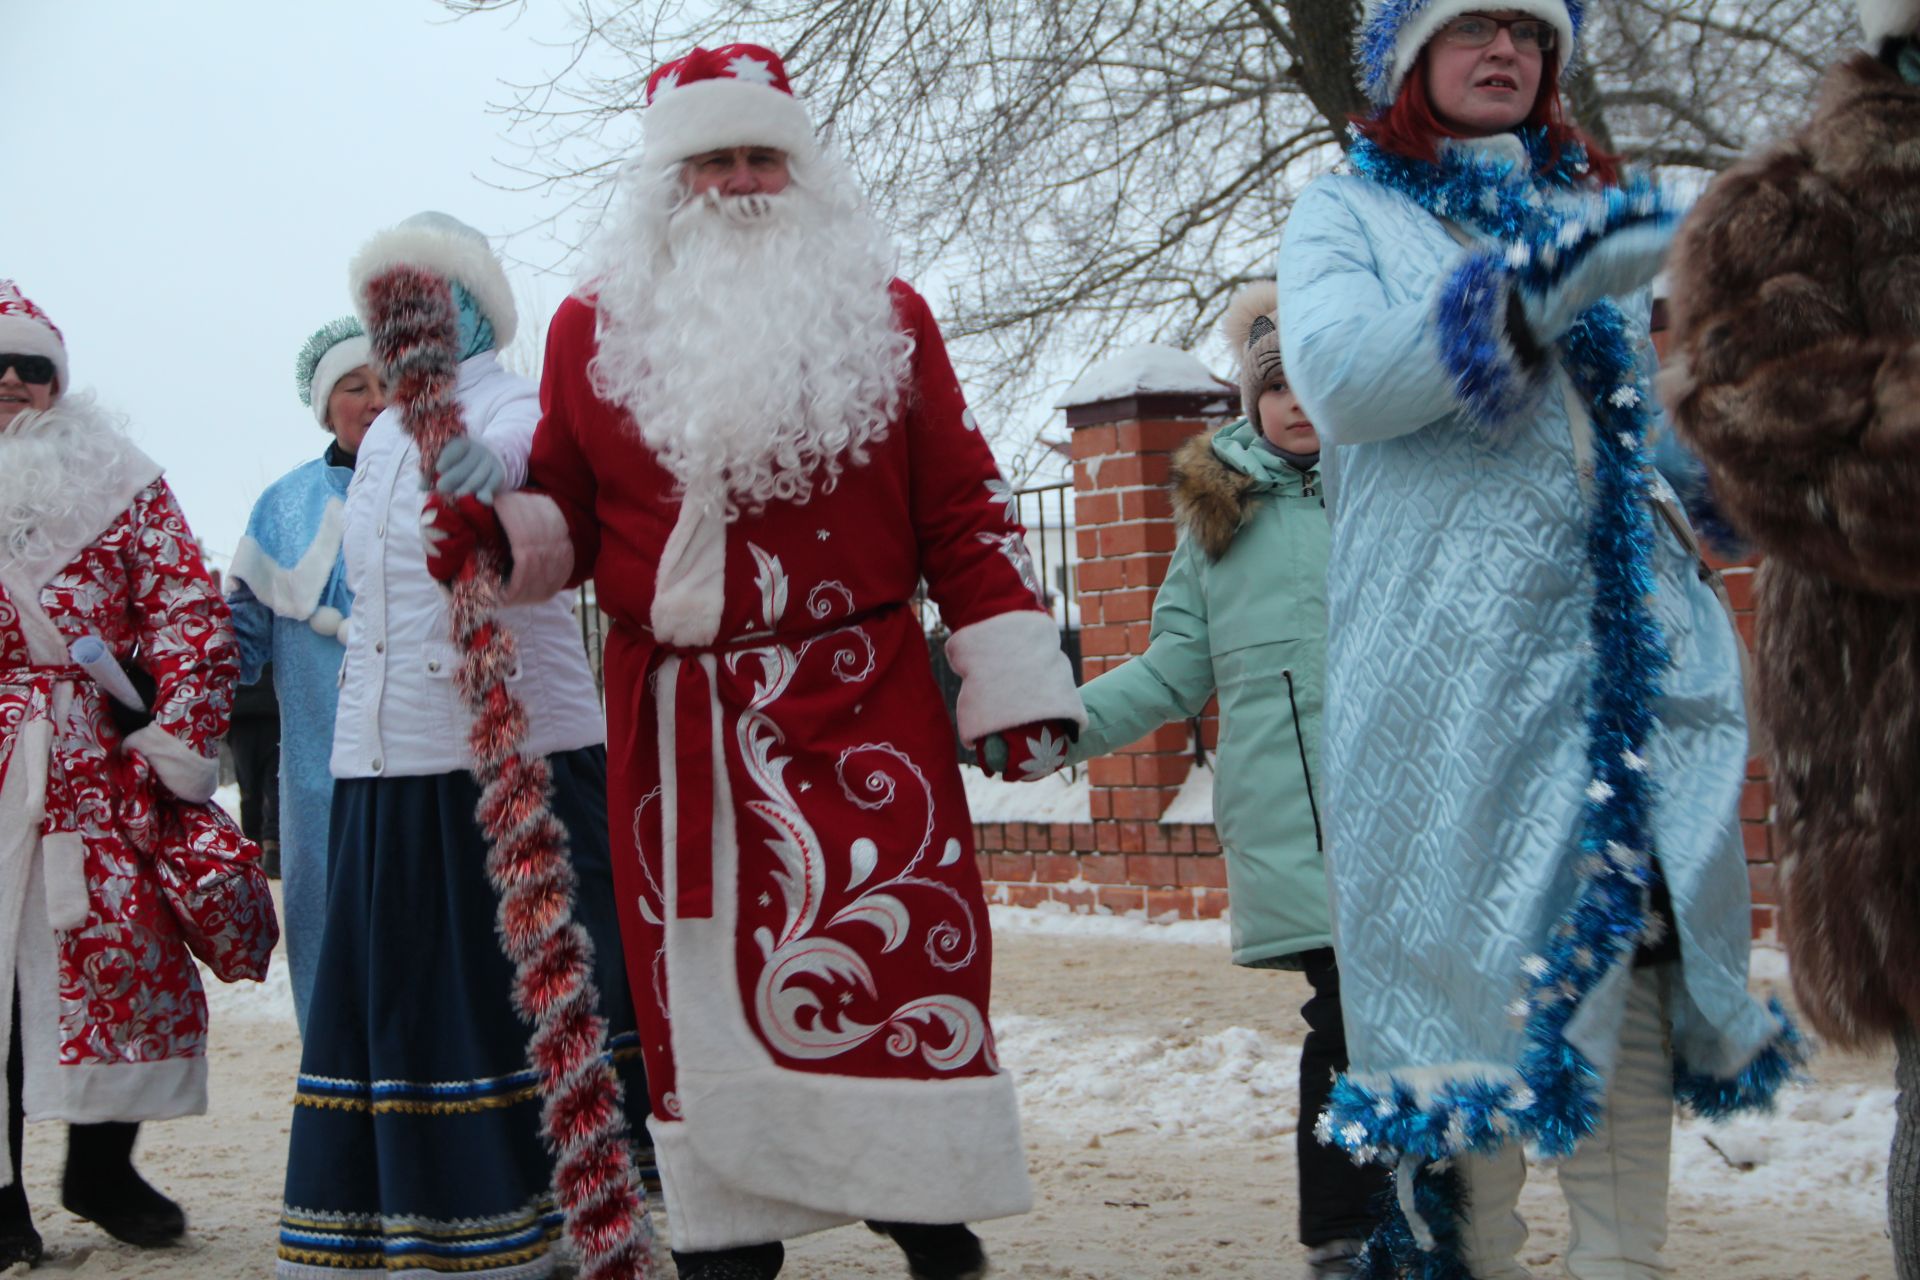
[{"xmin": 1274, "ymin": 1, "xmax": 1803, "ymax": 1275}]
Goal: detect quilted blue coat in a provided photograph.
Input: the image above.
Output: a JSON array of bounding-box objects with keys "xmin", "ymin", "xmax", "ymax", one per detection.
[{"xmin": 1275, "ymin": 152, "xmax": 1784, "ymax": 1119}]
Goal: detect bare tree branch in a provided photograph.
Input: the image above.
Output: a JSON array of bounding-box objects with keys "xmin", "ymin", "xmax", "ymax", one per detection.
[{"xmin": 440, "ymin": 0, "xmax": 1852, "ymax": 471}]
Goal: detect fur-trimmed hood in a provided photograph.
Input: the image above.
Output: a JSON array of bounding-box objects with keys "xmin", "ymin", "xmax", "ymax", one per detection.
[{"xmin": 1171, "ymin": 418, "xmax": 1316, "ymax": 560}]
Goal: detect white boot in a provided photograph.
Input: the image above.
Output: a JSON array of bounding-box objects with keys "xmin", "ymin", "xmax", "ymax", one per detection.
[
  {"xmin": 1456, "ymin": 1145, "xmax": 1536, "ymax": 1279},
  {"xmin": 1556, "ymin": 966, "xmax": 1673, "ymax": 1279}
]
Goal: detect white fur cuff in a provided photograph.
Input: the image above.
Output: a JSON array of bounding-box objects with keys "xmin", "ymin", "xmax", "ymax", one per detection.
[
  {"xmin": 495, "ymin": 491, "xmax": 576, "ymax": 606},
  {"xmin": 944, "ymin": 610, "xmax": 1087, "ymax": 745},
  {"xmin": 125, "ymin": 723, "xmax": 219, "ymax": 804}
]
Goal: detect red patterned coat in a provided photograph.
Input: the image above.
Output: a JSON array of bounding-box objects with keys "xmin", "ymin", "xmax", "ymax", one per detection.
[
  {"xmin": 517, "ymin": 281, "xmax": 1083, "ymax": 1250},
  {"xmin": 0, "ymin": 408, "xmax": 265, "ymax": 1134}
]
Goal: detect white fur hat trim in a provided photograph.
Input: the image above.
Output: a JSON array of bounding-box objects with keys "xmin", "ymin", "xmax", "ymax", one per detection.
[
  {"xmin": 348, "ymin": 212, "xmax": 518, "ymax": 349},
  {"xmin": 1379, "ymin": 0, "xmax": 1576, "ymax": 105},
  {"xmin": 1860, "ymin": 0, "xmax": 1920, "ymax": 41},
  {"xmin": 308, "ymin": 334, "xmax": 372, "ymax": 429},
  {"xmin": 643, "ymin": 77, "xmax": 819, "ymax": 168}
]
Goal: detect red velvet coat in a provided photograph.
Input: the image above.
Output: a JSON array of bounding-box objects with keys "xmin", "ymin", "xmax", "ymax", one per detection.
[{"xmin": 527, "ymin": 281, "xmax": 1082, "ymax": 1249}]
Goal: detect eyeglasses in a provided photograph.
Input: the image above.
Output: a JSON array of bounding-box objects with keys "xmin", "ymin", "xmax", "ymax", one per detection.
[
  {"xmin": 1436, "ymin": 14, "xmax": 1557, "ymax": 52},
  {"xmin": 0, "ymin": 355, "xmax": 55, "ymax": 385}
]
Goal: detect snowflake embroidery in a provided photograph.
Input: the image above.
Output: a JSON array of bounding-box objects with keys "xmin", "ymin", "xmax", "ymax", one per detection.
[
  {"xmin": 1017, "ymin": 726, "xmax": 1069, "ymax": 780},
  {"xmin": 984, "ymin": 477, "xmax": 1017, "ymax": 524},
  {"xmin": 816, "ymin": 529, "xmax": 831, "ymax": 541},
  {"xmin": 1586, "ymin": 778, "xmax": 1615, "ymax": 803},
  {"xmin": 975, "ymin": 531, "xmax": 1045, "ymax": 607},
  {"xmin": 727, "ymin": 54, "xmax": 776, "ymax": 85}
]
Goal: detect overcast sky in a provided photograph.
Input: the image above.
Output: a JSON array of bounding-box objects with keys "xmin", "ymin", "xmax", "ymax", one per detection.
[{"xmin": 9, "ymin": 1, "xmax": 618, "ymax": 564}]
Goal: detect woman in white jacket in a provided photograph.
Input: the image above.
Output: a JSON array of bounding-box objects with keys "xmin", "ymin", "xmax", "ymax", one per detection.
[{"xmin": 274, "ymin": 214, "xmax": 648, "ymax": 1280}]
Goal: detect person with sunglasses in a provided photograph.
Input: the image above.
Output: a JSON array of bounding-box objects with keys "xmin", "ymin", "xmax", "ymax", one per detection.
[
  {"xmin": 0, "ymin": 280, "xmax": 277, "ymax": 1265},
  {"xmin": 1272, "ymin": 2, "xmax": 1803, "ymax": 1276},
  {"xmin": 224, "ymin": 318, "xmax": 385, "ymax": 1038}
]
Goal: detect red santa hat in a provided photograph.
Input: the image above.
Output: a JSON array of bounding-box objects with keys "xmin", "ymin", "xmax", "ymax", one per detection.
[
  {"xmin": 0, "ymin": 280, "xmax": 68, "ymax": 397},
  {"xmin": 643, "ymin": 44, "xmax": 819, "ymax": 168}
]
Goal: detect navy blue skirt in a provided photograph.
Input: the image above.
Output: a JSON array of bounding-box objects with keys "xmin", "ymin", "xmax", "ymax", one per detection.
[{"xmin": 277, "ymin": 747, "xmax": 649, "ymax": 1278}]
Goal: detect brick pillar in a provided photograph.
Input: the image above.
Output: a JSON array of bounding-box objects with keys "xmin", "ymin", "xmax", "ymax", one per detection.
[{"xmin": 1061, "ymin": 348, "xmax": 1235, "ymax": 837}]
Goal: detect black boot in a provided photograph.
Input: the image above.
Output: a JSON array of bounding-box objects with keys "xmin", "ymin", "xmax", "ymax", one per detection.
[
  {"xmin": 61, "ymin": 1122, "xmax": 185, "ymax": 1247},
  {"xmin": 671, "ymin": 1241, "xmax": 785, "ymax": 1279},
  {"xmin": 867, "ymin": 1221, "xmax": 989, "ymax": 1280},
  {"xmin": 0, "ymin": 993, "xmax": 41, "ymax": 1267}
]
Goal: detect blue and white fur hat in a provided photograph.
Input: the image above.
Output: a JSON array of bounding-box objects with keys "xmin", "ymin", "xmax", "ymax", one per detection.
[
  {"xmin": 1356, "ymin": 0, "xmax": 1582, "ymax": 107},
  {"xmin": 296, "ymin": 316, "xmax": 372, "ymax": 430}
]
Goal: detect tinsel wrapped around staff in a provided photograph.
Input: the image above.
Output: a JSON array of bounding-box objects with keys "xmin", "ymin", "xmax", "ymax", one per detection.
[{"xmin": 274, "ymin": 212, "xmax": 656, "ymax": 1280}]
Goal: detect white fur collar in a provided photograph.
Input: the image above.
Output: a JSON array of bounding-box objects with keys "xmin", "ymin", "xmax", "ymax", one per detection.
[{"xmin": 0, "ymin": 395, "xmax": 162, "ymax": 590}]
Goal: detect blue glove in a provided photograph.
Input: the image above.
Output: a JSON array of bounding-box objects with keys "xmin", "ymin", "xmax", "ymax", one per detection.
[
  {"xmin": 1518, "ymin": 218, "xmax": 1677, "ymax": 346},
  {"xmin": 429, "ymin": 437, "xmax": 508, "ymax": 505}
]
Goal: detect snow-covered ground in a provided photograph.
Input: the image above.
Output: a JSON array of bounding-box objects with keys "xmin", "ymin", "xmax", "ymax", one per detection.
[{"xmin": 6, "ymin": 900, "xmax": 1898, "ymax": 1278}]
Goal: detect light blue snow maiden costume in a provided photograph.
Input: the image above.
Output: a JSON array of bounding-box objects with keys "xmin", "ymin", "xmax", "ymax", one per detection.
[
  {"xmin": 226, "ymin": 317, "xmax": 365, "ymax": 1036},
  {"xmin": 1274, "ymin": 0, "xmax": 1803, "ymax": 1273}
]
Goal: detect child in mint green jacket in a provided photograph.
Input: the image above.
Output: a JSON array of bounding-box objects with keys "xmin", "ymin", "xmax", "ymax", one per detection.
[{"xmin": 1065, "ymin": 283, "xmax": 1382, "ymax": 1276}]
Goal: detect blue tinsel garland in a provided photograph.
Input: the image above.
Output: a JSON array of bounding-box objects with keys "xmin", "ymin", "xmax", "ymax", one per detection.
[{"xmin": 1318, "ymin": 132, "xmax": 1808, "ymax": 1275}]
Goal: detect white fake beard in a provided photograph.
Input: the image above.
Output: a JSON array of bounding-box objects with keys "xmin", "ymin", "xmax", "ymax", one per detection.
[
  {"xmin": 0, "ymin": 394, "xmax": 136, "ymax": 576},
  {"xmin": 584, "ymin": 164, "xmax": 914, "ymax": 519}
]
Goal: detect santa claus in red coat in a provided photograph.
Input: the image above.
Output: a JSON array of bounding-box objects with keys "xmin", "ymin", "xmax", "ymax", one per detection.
[{"xmin": 435, "ymin": 43, "xmax": 1082, "ymax": 1280}]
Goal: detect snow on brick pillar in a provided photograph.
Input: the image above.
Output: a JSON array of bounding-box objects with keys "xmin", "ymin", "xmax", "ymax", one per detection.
[{"xmin": 1652, "ymin": 300, "xmax": 1776, "ymax": 940}]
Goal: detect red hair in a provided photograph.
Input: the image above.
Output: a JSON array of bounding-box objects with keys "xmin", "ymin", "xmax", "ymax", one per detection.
[{"xmin": 1354, "ymin": 54, "xmax": 1621, "ymax": 187}]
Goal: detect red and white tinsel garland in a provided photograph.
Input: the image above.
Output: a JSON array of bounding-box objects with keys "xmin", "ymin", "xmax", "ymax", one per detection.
[{"xmin": 365, "ymin": 265, "xmax": 658, "ymax": 1280}]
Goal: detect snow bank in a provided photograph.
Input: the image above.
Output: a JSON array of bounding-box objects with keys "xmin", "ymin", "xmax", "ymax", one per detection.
[
  {"xmin": 962, "ymin": 764, "xmax": 1091, "ymax": 823},
  {"xmin": 1056, "ymin": 344, "xmax": 1232, "ymax": 408},
  {"xmin": 996, "ymin": 1013, "xmax": 1301, "ymax": 1141},
  {"xmin": 989, "ymin": 902, "xmax": 1230, "ymax": 948},
  {"xmin": 1672, "ymin": 1081, "xmax": 1893, "ymax": 1222},
  {"xmin": 203, "ymin": 952, "xmax": 295, "ymax": 1025},
  {"xmin": 1158, "ymin": 761, "xmax": 1215, "ymax": 825}
]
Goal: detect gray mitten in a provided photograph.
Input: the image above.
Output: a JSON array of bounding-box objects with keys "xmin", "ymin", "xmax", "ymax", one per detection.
[
  {"xmin": 429, "ymin": 437, "xmax": 509, "ymax": 504},
  {"xmin": 1518, "ymin": 218, "xmax": 1677, "ymax": 345}
]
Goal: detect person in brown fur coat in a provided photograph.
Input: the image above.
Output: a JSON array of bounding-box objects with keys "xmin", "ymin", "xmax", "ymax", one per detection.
[{"xmin": 1661, "ymin": 2, "xmax": 1920, "ymax": 1272}]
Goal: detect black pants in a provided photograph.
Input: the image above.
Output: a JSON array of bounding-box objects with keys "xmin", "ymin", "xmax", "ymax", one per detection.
[
  {"xmin": 1296, "ymin": 948, "xmax": 1390, "ymax": 1247},
  {"xmin": 227, "ymin": 716, "xmax": 280, "ymax": 848},
  {"xmin": 0, "ymin": 987, "xmax": 142, "ymax": 1228}
]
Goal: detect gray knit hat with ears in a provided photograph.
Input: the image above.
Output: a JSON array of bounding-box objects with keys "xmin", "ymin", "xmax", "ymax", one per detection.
[{"xmin": 1221, "ymin": 281, "xmax": 1282, "ymax": 423}]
